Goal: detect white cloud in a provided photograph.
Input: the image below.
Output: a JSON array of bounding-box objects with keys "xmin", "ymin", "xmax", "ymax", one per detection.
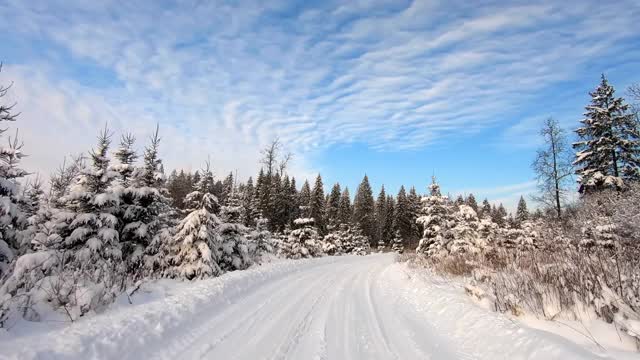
[{"xmin": 1, "ymin": 0, "xmax": 639, "ymax": 180}]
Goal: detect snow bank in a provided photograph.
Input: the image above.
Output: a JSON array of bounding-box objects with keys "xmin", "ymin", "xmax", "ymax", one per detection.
[{"xmin": 0, "ymin": 256, "xmax": 345, "ymax": 359}]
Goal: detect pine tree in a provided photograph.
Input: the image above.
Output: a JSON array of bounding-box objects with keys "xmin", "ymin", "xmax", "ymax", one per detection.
[
  {"xmin": 384, "ymin": 195, "xmax": 395, "ymax": 247},
  {"xmin": 375, "ymin": 185, "xmax": 388, "ymax": 247},
  {"xmin": 454, "ymin": 195, "xmax": 464, "ymax": 207},
  {"xmin": 416, "ymin": 177, "xmax": 452, "ymax": 256},
  {"xmin": 393, "ymin": 186, "xmax": 412, "ymax": 245},
  {"xmin": 220, "ymin": 172, "xmax": 234, "ymax": 205},
  {"xmin": 298, "ymin": 180, "xmax": 311, "ymax": 218},
  {"xmin": 0, "ymin": 69, "xmax": 27, "ymax": 276},
  {"xmin": 465, "ymin": 193, "xmax": 478, "ymax": 213},
  {"xmin": 310, "ymin": 174, "xmax": 326, "ymax": 233},
  {"xmin": 407, "ymin": 186, "xmax": 422, "ymax": 247},
  {"xmin": 574, "ymin": 75, "xmax": 640, "ymax": 193},
  {"xmin": 326, "ymin": 183, "xmax": 341, "ymax": 229},
  {"xmin": 338, "ymin": 187, "xmax": 352, "ymax": 225},
  {"xmin": 164, "ymin": 161, "xmax": 221, "ymax": 280},
  {"xmin": 38, "ymin": 127, "xmax": 125, "ymax": 312},
  {"xmin": 480, "ymin": 199, "xmax": 492, "ymax": 219},
  {"xmin": 218, "ymin": 188, "xmax": 252, "ymax": 272},
  {"xmin": 515, "ymin": 196, "xmax": 529, "ymax": 225},
  {"xmin": 128, "ymin": 127, "xmax": 175, "ymax": 278},
  {"xmin": 287, "ymin": 177, "xmax": 298, "ymax": 226},
  {"xmin": 353, "ymin": 175, "xmax": 375, "ymax": 244},
  {"xmin": 391, "ymin": 229, "xmax": 404, "ymax": 254},
  {"xmin": 241, "ymin": 177, "xmax": 255, "ymax": 227}
]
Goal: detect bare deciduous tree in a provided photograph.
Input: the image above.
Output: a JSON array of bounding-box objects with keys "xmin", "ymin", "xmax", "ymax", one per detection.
[{"xmin": 532, "ymin": 118, "xmax": 573, "ymax": 218}]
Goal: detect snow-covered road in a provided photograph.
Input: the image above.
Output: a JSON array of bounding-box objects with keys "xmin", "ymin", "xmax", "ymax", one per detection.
[{"xmin": 0, "ymin": 254, "xmax": 613, "ymax": 359}]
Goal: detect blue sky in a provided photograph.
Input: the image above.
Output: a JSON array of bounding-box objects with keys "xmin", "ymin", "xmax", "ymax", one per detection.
[{"xmin": 1, "ymin": 0, "xmax": 639, "ymax": 210}]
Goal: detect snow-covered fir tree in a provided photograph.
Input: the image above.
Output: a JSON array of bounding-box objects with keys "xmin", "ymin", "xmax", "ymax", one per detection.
[
  {"xmin": 515, "ymin": 196, "xmax": 529, "ymax": 226},
  {"xmin": 391, "ymin": 229, "xmax": 404, "ymax": 254},
  {"xmin": 449, "ymin": 204, "xmax": 482, "ymax": 254},
  {"xmin": 277, "ymin": 218, "xmax": 323, "ymax": 259},
  {"xmin": 164, "ymin": 162, "xmax": 222, "ymax": 280},
  {"xmin": 393, "ymin": 186, "xmax": 412, "ymax": 247},
  {"xmin": 416, "ymin": 177, "xmax": 452, "ymax": 257},
  {"xmin": 465, "ymin": 193, "xmax": 478, "ymax": 214},
  {"xmin": 0, "ymin": 70, "xmax": 27, "ymax": 277},
  {"xmin": 309, "ymin": 174, "xmax": 325, "ymax": 233},
  {"xmin": 338, "ymin": 187, "xmax": 352, "ymax": 225},
  {"xmin": 218, "ymin": 188, "xmax": 252, "ymax": 272},
  {"xmin": 375, "ymin": 185, "xmax": 388, "ymax": 248},
  {"xmin": 8, "ymin": 128, "xmax": 126, "ymax": 319},
  {"xmin": 247, "ymin": 217, "xmax": 273, "ymax": 263},
  {"xmin": 574, "ymin": 75, "xmax": 640, "ymax": 193},
  {"xmin": 353, "ymin": 175, "xmax": 375, "ymax": 244},
  {"xmin": 326, "ymin": 183, "xmax": 341, "ymax": 229}
]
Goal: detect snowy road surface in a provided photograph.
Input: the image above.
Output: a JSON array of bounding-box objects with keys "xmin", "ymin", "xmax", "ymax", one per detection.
[{"xmin": 0, "ymin": 254, "xmax": 613, "ymax": 359}]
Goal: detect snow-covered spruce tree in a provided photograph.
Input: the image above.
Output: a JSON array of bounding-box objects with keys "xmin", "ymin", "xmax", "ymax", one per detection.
[
  {"xmin": 309, "ymin": 174, "xmax": 325, "ymax": 234},
  {"xmin": 132, "ymin": 127, "xmax": 175, "ymax": 278},
  {"xmin": 480, "ymin": 199, "xmax": 492, "ymax": 219},
  {"xmin": 241, "ymin": 177, "xmax": 255, "ymax": 227},
  {"xmin": 574, "ymin": 75, "xmax": 640, "ymax": 193},
  {"xmin": 15, "ymin": 177, "xmax": 46, "ymax": 254},
  {"xmin": 391, "ymin": 229, "xmax": 404, "ymax": 254},
  {"xmin": 338, "ymin": 187, "xmax": 352, "ymax": 225},
  {"xmin": 163, "ymin": 162, "xmax": 221, "ymax": 280},
  {"xmin": 348, "ymin": 224, "xmax": 370, "ymax": 256},
  {"xmin": 0, "ymin": 68, "xmax": 28, "ymax": 277},
  {"xmin": 465, "ymin": 193, "xmax": 478, "ymax": 214},
  {"xmin": 298, "ymin": 180, "xmax": 312, "ymax": 218},
  {"xmin": 218, "ymin": 189, "xmax": 251, "ymax": 272},
  {"xmin": 384, "ymin": 195, "xmax": 395, "ymax": 246},
  {"xmin": 515, "ymin": 196, "xmax": 529, "ymax": 226},
  {"xmin": 247, "ymin": 217, "xmax": 273, "ymax": 263},
  {"xmin": 3, "ymin": 128, "xmax": 125, "ymax": 320},
  {"xmin": 416, "ymin": 177, "xmax": 452, "ymax": 257},
  {"xmin": 393, "ymin": 186, "xmax": 412, "ymax": 249},
  {"xmin": 353, "ymin": 175, "xmax": 376, "ymax": 245},
  {"xmin": 326, "ymin": 183, "xmax": 341, "ymax": 229},
  {"xmin": 449, "ymin": 204, "xmax": 482, "ymax": 254},
  {"xmin": 322, "ymin": 224, "xmax": 346, "ymax": 256},
  {"xmin": 375, "ymin": 185, "xmax": 388, "ymax": 250},
  {"xmin": 278, "ymin": 218, "xmax": 323, "ymax": 259},
  {"xmin": 407, "ymin": 186, "xmax": 422, "ymax": 247}
]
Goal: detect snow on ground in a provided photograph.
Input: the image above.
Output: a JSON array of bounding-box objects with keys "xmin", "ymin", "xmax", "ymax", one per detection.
[{"xmin": 0, "ymin": 254, "xmax": 638, "ymax": 359}]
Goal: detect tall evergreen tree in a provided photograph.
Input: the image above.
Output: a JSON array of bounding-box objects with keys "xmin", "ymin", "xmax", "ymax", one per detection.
[
  {"xmin": 375, "ymin": 185, "xmax": 388, "ymax": 246},
  {"xmin": 310, "ymin": 175, "xmax": 326, "ymax": 233},
  {"xmin": 574, "ymin": 75, "xmax": 640, "ymax": 193},
  {"xmin": 407, "ymin": 186, "xmax": 422, "ymax": 247},
  {"xmin": 465, "ymin": 193, "xmax": 478, "ymax": 213},
  {"xmin": 164, "ymin": 161, "xmax": 221, "ymax": 280},
  {"xmin": 0, "ymin": 68, "xmax": 27, "ymax": 276},
  {"xmin": 480, "ymin": 199, "xmax": 491, "ymax": 219},
  {"xmin": 394, "ymin": 186, "xmax": 412, "ymax": 245},
  {"xmin": 353, "ymin": 175, "xmax": 376, "ymax": 244},
  {"xmin": 516, "ymin": 196, "xmax": 529, "ymax": 225},
  {"xmin": 384, "ymin": 195, "xmax": 395, "ymax": 246},
  {"xmin": 338, "ymin": 187, "xmax": 352, "ymax": 225},
  {"xmin": 326, "ymin": 183, "xmax": 341, "ymax": 229},
  {"xmin": 416, "ymin": 177, "xmax": 452, "ymax": 256},
  {"xmin": 298, "ymin": 180, "xmax": 312, "ymax": 218}
]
